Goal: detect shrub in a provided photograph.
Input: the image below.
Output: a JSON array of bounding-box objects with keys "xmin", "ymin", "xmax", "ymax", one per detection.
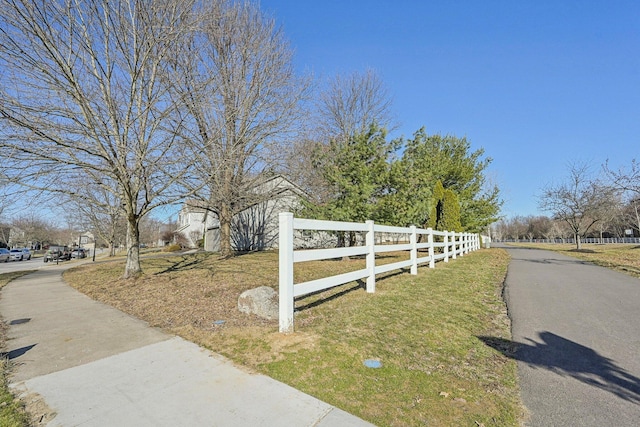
[{"xmin": 163, "ymin": 244, "xmax": 182, "ymax": 252}]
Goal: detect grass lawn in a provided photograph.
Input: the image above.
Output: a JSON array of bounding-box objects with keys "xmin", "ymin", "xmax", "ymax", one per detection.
[
  {"xmin": 0, "ymin": 271, "xmax": 36, "ymax": 427},
  {"xmin": 507, "ymin": 243, "xmax": 640, "ymax": 279},
  {"xmin": 64, "ymin": 249, "xmax": 523, "ymax": 426}
]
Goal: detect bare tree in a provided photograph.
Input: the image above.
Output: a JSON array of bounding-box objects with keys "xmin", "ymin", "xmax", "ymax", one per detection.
[
  {"xmin": 605, "ymin": 159, "xmax": 640, "ymax": 237},
  {"xmin": 171, "ymin": 0, "xmax": 308, "ymax": 257},
  {"xmin": 173, "ymin": 231, "xmax": 189, "ymax": 248},
  {"xmin": 0, "ymin": 0, "xmax": 198, "ymax": 277},
  {"xmin": 318, "ymin": 68, "xmax": 396, "ymax": 142},
  {"xmin": 138, "ymin": 215, "xmax": 165, "ymax": 248},
  {"xmin": 539, "ymin": 163, "xmax": 614, "ymax": 250},
  {"xmin": 10, "ymin": 215, "xmax": 56, "ymax": 249},
  {"xmin": 617, "ymin": 197, "xmax": 640, "ymax": 236},
  {"xmin": 605, "ymin": 159, "xmax": 640, "ymax": 196},
  {"xmin": 64, "ymin": 181, "xmax": 126, "ymax": 256},
  {"xmin": 289, "ymin": 69, "xmax": 396, "ymax": 207}
]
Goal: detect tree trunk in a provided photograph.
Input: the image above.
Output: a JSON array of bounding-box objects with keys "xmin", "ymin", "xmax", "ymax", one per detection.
[
  {"xmin": 575, "ymin": 232, "xmax": 582, "ymax": 250},
  {"xmin": 219, "ymin": 202, "xmax": 233, "ymax": 257},
  {"xmin": 123, "ymin": 215, "xmax": 142, "ymax": 279}
]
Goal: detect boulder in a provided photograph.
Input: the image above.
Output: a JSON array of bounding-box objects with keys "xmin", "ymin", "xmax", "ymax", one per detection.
[{"xmin": 238, "ymin": 286, "xmax": 278, "ymax": 320}]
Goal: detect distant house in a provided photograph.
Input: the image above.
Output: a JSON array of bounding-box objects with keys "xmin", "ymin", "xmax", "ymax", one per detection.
[
  {"xmin": 78, "ymin": 231, "xmax": 95, "ymax": 253},
  {"xmin": 176, "ymin": 175, "xmax": 305, "ymax": 252},
  {"xmin": 175, "ymin": 201, "xmax": 218, "ymax": 248}
]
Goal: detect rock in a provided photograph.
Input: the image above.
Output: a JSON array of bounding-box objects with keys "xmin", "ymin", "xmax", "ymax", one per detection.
[{"xmin": 238, "ymin": 286, "xmax": 278, "ymax": 320}]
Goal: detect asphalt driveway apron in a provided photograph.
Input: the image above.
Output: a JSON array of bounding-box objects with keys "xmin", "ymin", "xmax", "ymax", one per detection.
[{"xmin": 498, "ymin": 245, "xmax": 640, "ymax": 426}]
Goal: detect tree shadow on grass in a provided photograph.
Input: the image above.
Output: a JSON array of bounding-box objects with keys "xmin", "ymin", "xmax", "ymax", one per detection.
[
  {"xmin": 152, "ymin": 255, "xmax": 209, "ymax": 275},
  {"xmin": 294, "ymin": 268, "xmax": 410, "ymax": 312},
  {"xmin": 478, "ymin": 332, "xmax": 640, "ymax": 404}
]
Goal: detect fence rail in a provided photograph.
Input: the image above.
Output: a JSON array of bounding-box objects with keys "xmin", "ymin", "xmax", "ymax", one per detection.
[
  {"xmin": 500, "ymin": 238, "xmax": 640, "ymax": 244},
  {"xmin": 278, "ymin": 212, "xmax": 481, "ymax": 333}
]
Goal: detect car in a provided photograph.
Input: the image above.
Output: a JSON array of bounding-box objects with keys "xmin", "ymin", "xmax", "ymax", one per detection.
[
  {"xmin": 44, "ymin": 245, "xmax": 71, "ymax": 262},
  {"xmin": 71, "ymin": 248, "xmax": 87, "ymax": 259},
  {"xmin": 9, "ymin": 249, "xmax": 24, "ymax": 261},
  {"xmin": 20, "ymin": 248, "xmax": 32, "ymax": 260},
  {"xmin": 0, "ymin": 248, "xmax": 9, "ymax": 263}
]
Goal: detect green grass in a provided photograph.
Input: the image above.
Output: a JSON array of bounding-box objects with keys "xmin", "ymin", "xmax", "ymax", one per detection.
[
  {"xmin": 65, "ymin": 249, "xmax": 523, "ymax": 426},
  {"xmin": 0, "ymin": 271, "xmax": 36, "ymax": 427},
  {"xmin": 263, "ymin": 250, "xmax": 521, "ymax": 426}
]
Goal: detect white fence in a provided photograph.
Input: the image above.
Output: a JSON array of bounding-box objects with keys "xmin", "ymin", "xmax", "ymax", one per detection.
[
  {"xmin": 502, "ymin": 238, "xmax": 640, "ymax": 244},
  {"xmin": 278, "ymin": 212, "xmax": 480, "ymax": 333}
]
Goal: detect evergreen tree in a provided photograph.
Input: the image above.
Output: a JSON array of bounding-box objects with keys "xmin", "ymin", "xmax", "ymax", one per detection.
[
  {"xmin": 401, "ymin": 128, "xmax": 501, "ymax": 232},
  {"xmin": 427, "ymin": 180, "xmax": 445, "ymax": 230},
  {"xmin": 426, "ymin": 180, "xmax": 462, "ymax": 231},
  {"xmin": 307, "ymin": 123, "xmax": 396, "ymax": 223},
  {"xmin": 442, "ymin": 188, "xmax": 462, "ymax": 231}
]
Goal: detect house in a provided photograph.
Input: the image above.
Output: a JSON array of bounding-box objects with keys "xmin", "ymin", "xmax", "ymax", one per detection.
[
  {"xmin": 175, "ymin": 175, "xmax": 305, "ymax": 252},
  {"xmin": 78, "ymin": 231, "xmax": 96, "ymax": 253},
  {"xmin": 175, "ymin": 200, "xmax": 218, "ymax": 248}
]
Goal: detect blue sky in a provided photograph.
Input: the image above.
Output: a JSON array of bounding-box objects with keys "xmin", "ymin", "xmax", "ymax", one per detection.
[{"xmin": 261, "ymin": 0, "xmax": 640, "ymax": 218}]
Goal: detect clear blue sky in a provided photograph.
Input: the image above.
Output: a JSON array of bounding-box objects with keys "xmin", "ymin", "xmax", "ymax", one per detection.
[{"xmin": 261, "ymin": 0, "xmax": 640, "ymax": 218}]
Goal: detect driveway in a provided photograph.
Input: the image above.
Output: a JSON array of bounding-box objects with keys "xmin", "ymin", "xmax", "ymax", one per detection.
[{"xmin": 494, "ymin": 245, "xmax": 640, "ymax": 426}]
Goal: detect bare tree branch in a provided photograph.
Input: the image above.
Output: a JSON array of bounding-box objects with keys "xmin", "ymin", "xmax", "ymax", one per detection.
[
  {"xmin": 539, "ymin": 162, "xmax": 615, "ymax": 249},
  {"xmin": 170, "ymin": 0, "xmax": 308, "ymax": 257},
  {"xmin": 318, "ymin": 68, "xmax": 396, "ymax": 142},
  {"xmin": 0, "ymin": 0, "xmax": 199, "ymax": 277}
]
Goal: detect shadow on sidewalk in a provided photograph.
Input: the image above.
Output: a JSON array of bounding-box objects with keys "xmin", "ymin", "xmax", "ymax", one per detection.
[
  {"xmin": 479, "ymin": 332, "xmax": 640, "ymax": 404},
  {"xmin": 0, "ymin": 343, "xmax": 36, "ymax": 360}
]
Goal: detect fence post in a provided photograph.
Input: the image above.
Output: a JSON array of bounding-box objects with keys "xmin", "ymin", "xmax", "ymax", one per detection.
[
  {"xmin": 410, "ymin": 225, "xmax": 417, "ymax": 274},
  {"xmin": 444, "ymin": 231, "xmax": 449, "ymax": 262},
  {"xmin": 366, "ymin": 220, "xmax": 376, "ymax": 293},
  {"xmin": 279, "ymin": 212, "xmax": 294, "ymax": 333},
  {"xmin": 462, "ymin": 233, "xmax": 467, "ymax": 256},
  {"xmin": 462, "ymin": 233, "xmax": 466, "ymax": 254},
  {"xmin": 427, "ymin": 228, "xmax": 435, "ymax": 268},
  {"xmin": 451, "ymin": 232, "xmax": 457, "ymax": 259}
]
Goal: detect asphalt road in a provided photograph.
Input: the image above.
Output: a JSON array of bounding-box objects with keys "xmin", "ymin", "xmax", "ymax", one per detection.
[
  {"xmin": 496, "ymin": 244, "xmax": 640, "ymax": 426},
  {"xmin": 0, "ymin": 257, "xmax": 42, "ymax": 273}
]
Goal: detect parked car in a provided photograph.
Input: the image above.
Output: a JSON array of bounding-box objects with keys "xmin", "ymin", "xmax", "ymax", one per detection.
[
  {"xmin": 9, "ymin": 249, "xmax": 25, "ymax": 261},
  {"xmin": 71, "ymin": 248, "xmax": 87, "ymax": 259},
  {"xmin": 0, "ymin": 248, "xmax": 9, "ymax": 263},
  {"xmin": 44, "ymin": 245, "xmax": 71, "ymax": 262},
  {"xmin": 21, "ymin": 248, "xmax": 32, "ymax": 260}
]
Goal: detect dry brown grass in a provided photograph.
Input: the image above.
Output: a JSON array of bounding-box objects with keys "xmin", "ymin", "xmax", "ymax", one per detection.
[
  {"xmin": 65, "ymin": 252, "xmax": 276, "ymax": 330},
  {"xmin": 63, "ymin": 251, "xmax": 394, "ymax": 367}
]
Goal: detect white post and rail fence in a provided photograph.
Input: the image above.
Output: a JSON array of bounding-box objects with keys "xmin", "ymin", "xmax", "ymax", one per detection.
[{"xmin": 278, "ymin": 212, "xmax": 481, "ymax": 333}]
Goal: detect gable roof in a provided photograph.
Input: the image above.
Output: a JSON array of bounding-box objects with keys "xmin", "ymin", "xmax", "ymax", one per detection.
[{"xmin": 180, "ymin": 174, "xmax": 307, "ymax": 215}]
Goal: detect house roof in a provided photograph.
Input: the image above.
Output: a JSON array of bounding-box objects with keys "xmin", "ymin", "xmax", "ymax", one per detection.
[{"xmin": 180, "ymin": 174, "xmax": 307, "ymax": 214}]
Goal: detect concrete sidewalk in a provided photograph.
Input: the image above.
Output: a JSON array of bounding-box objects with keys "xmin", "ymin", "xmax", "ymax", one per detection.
[{"xmin": 0, "ymin": 263, "xmax": 375, "ymax": 426}]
